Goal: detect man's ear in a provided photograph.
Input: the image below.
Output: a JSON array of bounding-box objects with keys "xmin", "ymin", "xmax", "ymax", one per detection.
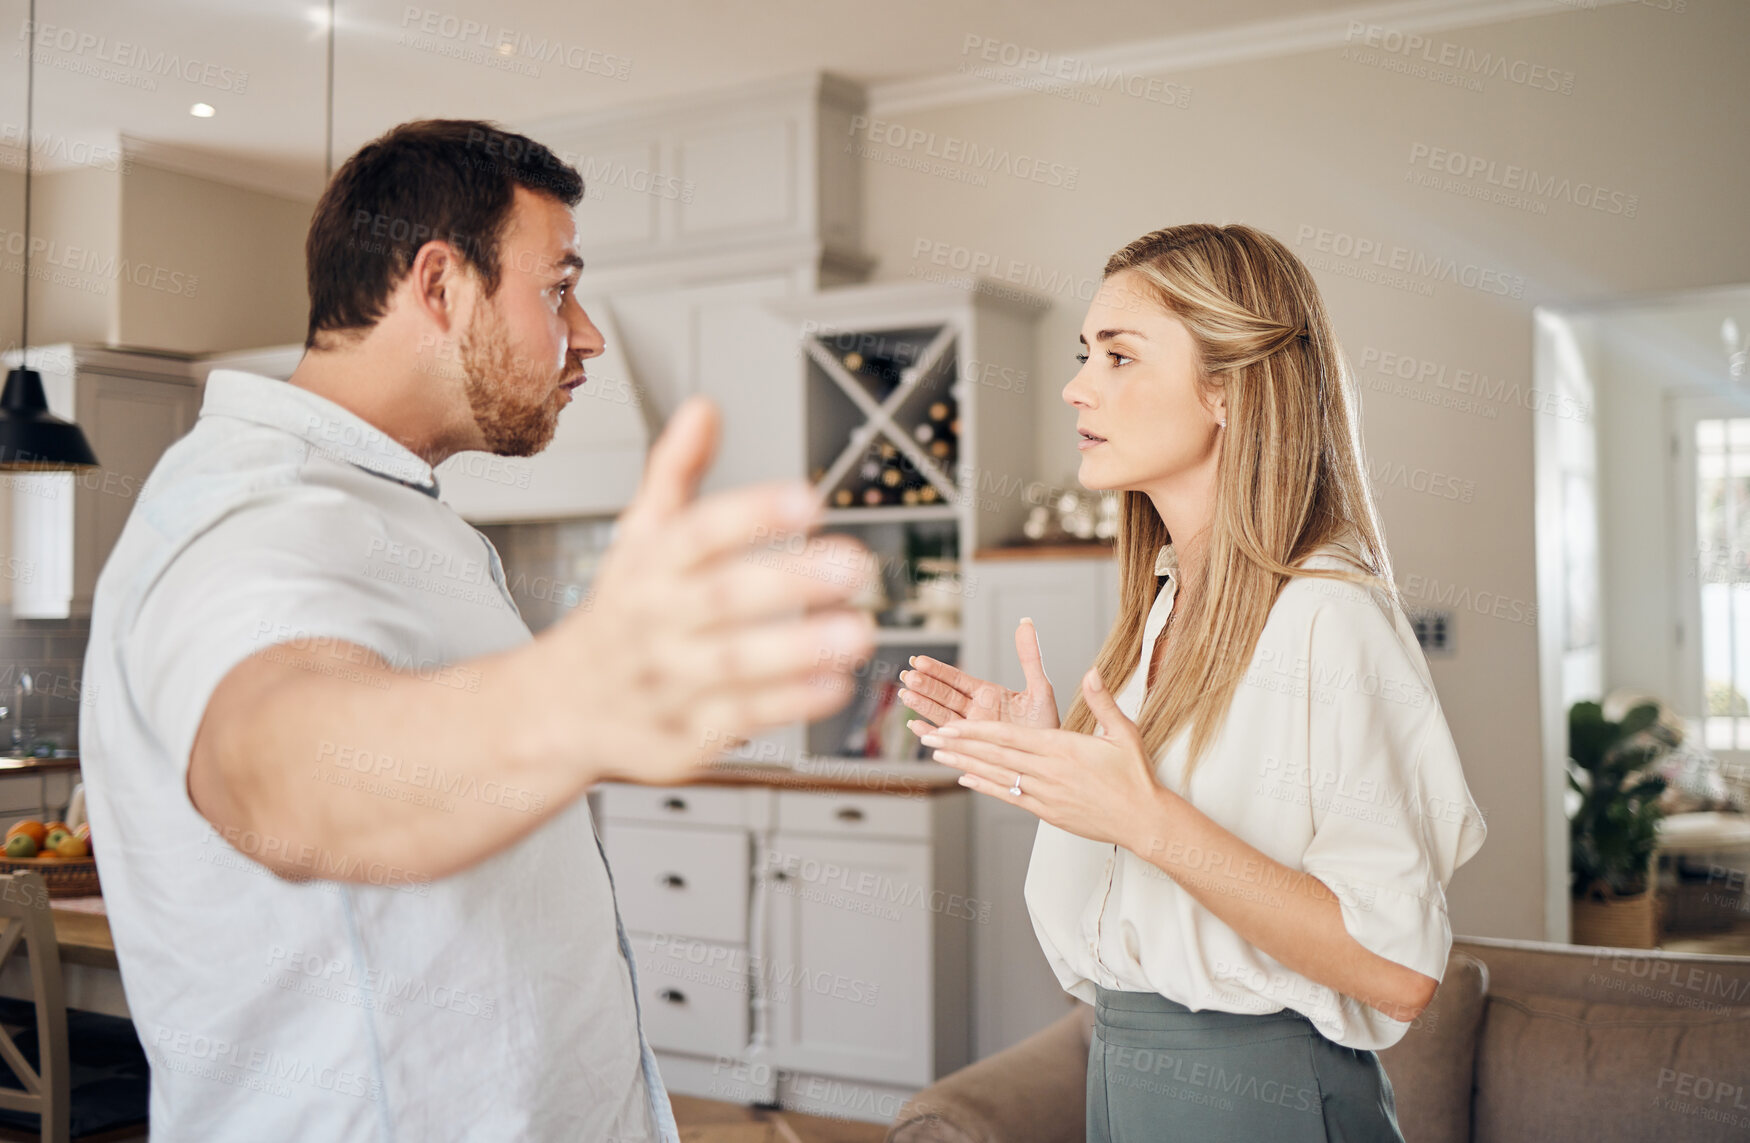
[{"xmin": 406, "ymin": 240, "xmax": 468, "ymax": 336}]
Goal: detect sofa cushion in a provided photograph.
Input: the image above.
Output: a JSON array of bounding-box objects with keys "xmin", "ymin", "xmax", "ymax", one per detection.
[
  {"xmin": 888, "ymin": 1005, "xmax": 1093, "ymax": 1143},
  {"xmin": 1474, "ymin": 990, "xmax": 1750, "ymax": 1143},
  {"xmin": 1377, "ymin": 952, "xmax": 1488, "ymax": 1143}
]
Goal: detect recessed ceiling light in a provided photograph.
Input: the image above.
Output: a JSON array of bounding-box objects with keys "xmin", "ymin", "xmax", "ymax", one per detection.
[{"xmin": 190, "ymin": 103, "xmax": 216, "ymax": 118}]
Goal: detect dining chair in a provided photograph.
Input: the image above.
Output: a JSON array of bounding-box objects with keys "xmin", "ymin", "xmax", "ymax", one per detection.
[{"xmin": 0, "ymin": 873, "xmax": 146, "ymax": 1143}]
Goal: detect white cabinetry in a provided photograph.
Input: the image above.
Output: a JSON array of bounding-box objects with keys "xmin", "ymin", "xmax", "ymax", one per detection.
[
  {"xmin": 0, "ymin": 766, "xmax": 77, "ymax": 829},
  {"xmin": 595, "ymin": 781, "xmax": 971, "ymax": 1124},
  {"xmin": 960, "ymin": 550, "xmax": 1118, "ymax": 1058},
  {"xmin": 4, "ymin": 346, "xmax": 201, "ymax": 619}
]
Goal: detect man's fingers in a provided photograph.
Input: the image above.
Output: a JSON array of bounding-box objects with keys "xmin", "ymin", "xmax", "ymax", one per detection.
[
  {"xmin": 652, "ymin": 480, "xmax": 832, "ymax": 578},
  {"xmin": 691, "ymin": 670, "xmax": 869, "ymax": 749},
  {"xmin": 669, "ymin": 609, "xmax": 875, "ymax": 695},
  {"xmin": 674, "ymin": 534, "xmax": 874, "ymax": 631},
  {"xmin": 618, "ymin": 396, "xmax": 721, "ymax": 540}
]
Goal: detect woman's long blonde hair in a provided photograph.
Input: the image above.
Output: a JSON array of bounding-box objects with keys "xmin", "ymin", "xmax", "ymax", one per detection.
[{"xmin": 1059, "ymin": 223, "xmax": 1399, "ymax": 784}]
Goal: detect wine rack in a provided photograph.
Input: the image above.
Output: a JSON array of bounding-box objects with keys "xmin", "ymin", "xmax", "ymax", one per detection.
[{"xmin": 772, "ymin": 280, "xmax": 1047, "ymax": 769}]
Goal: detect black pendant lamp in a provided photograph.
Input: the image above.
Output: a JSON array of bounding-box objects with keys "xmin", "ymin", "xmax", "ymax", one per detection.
[{"xmin": 1, "ymin": 0, "xmax": 98, "ymax": 472}]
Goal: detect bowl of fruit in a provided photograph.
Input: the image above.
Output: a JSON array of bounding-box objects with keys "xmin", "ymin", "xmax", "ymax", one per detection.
[{"xmin": 0, "ymin": 819, "xmax": 99, "ymax": 897}]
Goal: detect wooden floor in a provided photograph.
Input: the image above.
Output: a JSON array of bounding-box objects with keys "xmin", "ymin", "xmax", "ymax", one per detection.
[{"xmin": 672, "ymin": 1094, "xmax": 889, "ymax": 1143}]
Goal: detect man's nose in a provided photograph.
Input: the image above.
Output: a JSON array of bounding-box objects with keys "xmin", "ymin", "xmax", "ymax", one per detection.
[{"xmin": 571, "ymin": 302, "xmax": 606, "ymax": 358}]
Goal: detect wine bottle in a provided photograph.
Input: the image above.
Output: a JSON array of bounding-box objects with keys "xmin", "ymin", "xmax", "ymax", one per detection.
[{"xmin": 842, "ymin": 350, "xmax": 905, "ymax": 399}]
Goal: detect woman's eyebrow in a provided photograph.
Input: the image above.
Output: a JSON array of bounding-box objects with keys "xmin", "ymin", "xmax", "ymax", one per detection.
[{"xmin": 1078, "ymin": 328, "xmax": 1150, "ymax": 344}]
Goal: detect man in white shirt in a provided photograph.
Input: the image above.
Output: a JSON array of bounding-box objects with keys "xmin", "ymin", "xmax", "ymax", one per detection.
[{"xmin": 78, "ymin": 118, "xmax": 874, "ymax": 1141}]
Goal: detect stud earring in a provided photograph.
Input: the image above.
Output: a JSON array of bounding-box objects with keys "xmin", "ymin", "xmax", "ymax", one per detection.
[{"xmin": 1217, "ymin": 417, "xmax": 1227, "ymax": 428}]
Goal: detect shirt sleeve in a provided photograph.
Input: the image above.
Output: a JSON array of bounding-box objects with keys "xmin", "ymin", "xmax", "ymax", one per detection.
[
  {"xmin": 1294, "ymin": 580, "xmax": 1488, "ymax": 985},
  {"xmin": 123, "ymin": 484, "xmax": 434, "ymax": 777}
]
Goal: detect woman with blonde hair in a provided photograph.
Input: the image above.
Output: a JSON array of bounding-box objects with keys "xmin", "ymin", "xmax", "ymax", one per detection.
[{"xmin": 899, "ymin": 223, "xmax": 1486, "ymax": 1142}]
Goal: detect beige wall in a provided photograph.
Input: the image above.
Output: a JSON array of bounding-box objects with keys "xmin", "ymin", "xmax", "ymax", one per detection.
[
  {"xmin": 118, "ymin": 163, "xmax": 310, "ymax": 354},
  {"xmin": 25, "ymin": 167, "xmax": 122, "ymax": 347},
  {"xmin": 0, "ymin": 162, "xmax": 309, "ymax": 357},
  {"xmin": 0, "ymin": 167, "xmax": 21, "ymax": 356},
  {"xmin": 858, "ymin": 0, "xmax": 1750, "ymax": 939}
]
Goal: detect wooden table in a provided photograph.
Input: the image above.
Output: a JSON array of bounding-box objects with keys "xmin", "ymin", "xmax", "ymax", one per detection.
[
  {"xmin": 50, "ymin": 905, "xmax": 116, "ymax": 970},
  {"xmin": 0, "ymin": 899, "xmax": 127, "ymax": 1017}
]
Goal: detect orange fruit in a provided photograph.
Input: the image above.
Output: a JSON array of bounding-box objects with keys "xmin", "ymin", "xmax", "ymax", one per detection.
[
  {"xmin": 6, "ymin": 821, "xmax": 46, "ymax": 846},
  {"xmin": 42, "ymin": 821, "xmax": 68, "ymax": 837},
  {"xmin": 52, "ymin": 834, "xmax": 87, "ymax": 859}
]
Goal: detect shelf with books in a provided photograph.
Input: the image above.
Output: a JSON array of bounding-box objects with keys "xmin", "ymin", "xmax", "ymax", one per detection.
[{"xmin": 807, "ymin": 632, "xmax": 954, "ymax": 764}]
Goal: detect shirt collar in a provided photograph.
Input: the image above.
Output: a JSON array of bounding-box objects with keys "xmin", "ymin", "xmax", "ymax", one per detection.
[
  {"xmin": 1155, "ymin": 543, "xmax": 1179, "ymax": 578},
  {"xmin": 201, "ymin": 370, "xmax": 440, "ymax": 498}
]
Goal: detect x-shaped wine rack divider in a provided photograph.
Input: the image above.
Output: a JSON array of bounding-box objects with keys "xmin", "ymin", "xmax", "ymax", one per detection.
[{"xmin": 805, "ymin": 322, "xmax": 961, "ymax": 507}]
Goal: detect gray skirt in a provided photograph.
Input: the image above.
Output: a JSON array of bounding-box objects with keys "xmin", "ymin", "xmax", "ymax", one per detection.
[{"xmin": 1087, "ymin": 987, "xmax": 1405, "ymax": 1143}]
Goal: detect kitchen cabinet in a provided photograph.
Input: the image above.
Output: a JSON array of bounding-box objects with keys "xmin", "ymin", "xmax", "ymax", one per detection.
[
  {"xmin": 960, "ymin": 549, "xmax": 1119, "ymax": 1058},
  {"xmin": 0, "ymin": 763, "xmax": 78, "ymax": 828},
  {"xmin": 4, "ymin": 346, "xmax": 201, "ymax": 619},
  {"xmin": 594, "ymin": 779, "xmax": 971, "ymax": 1124}
]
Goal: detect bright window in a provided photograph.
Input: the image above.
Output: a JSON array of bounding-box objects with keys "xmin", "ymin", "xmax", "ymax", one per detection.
[{"xmin": 1697, "ymin": 416, "xmax": 1750, "ymax": 750}]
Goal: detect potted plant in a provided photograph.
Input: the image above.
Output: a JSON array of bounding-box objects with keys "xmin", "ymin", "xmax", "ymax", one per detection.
[{"xmin": 1568, "ymin": 699, "xmax": 1676, "ymax": 948}]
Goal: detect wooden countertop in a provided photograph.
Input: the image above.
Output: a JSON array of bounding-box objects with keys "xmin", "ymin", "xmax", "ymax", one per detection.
[
  {"xmin": 973, "ymin": 543, "xmax": 1114, "ymax": 561},
  {"xmin": 691, "ymin": 760, "xmax": 966, "ymax": 796},
  {"xmin": 0, "ymin": 755, "xmax": 80, "ymax": 774}
]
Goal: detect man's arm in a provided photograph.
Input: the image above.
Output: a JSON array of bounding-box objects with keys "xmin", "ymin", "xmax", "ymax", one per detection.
[{"xmin": 186, "ymin": 398, "xmax": 876, "ymax": 884}]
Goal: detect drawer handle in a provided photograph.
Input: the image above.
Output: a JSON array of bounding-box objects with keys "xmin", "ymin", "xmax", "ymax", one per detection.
[
  {"xmin": 658, "ymin": 989, "xmax": 687, "ymax": 1006},
  {"xmin": 835, "ymin": 807, "xmax": 866, "ymax": 823},
  {"xmin": 658, "ymin": 873, "xmax": 686, "ymax": 890},
  {"xmin": 661, "ymin": 797, "xmax": 688, "ymax": 813}
]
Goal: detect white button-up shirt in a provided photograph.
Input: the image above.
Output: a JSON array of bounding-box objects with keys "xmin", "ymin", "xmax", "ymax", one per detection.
[
  {"xmin": 1024, "ymin": 540, "xmax": 1487, "ymax": 1050},
  {"xmin": 79, "ymin": 370, "xmax": 678, "ymax": 1141}
]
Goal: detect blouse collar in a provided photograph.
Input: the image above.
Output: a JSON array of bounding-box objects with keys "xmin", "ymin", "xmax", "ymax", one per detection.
[{"xmin": 1154, "ymin": 543, "xmax": 1179, "ymax": 578}]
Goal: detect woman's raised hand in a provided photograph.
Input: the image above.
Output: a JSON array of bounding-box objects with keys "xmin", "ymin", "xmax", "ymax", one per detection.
[{"xmin": 899, "ymin": 618, "xmax": 1060, "ymax": 733}]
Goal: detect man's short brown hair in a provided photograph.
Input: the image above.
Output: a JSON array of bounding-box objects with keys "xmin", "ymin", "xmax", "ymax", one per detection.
[{"xmin": 303, "ymin": 119, "xmax": 585, "ymax": 350}]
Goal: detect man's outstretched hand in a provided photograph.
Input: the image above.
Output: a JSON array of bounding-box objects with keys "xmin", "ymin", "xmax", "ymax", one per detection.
[{"xmin": 538, "ymin": 396, "xmax": 879, "ymax": 784}]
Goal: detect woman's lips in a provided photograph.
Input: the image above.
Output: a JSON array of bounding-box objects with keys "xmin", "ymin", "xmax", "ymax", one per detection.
[{"xmin": 1077, "ymin": 431, "xmax": 1106, "ymax": 451}]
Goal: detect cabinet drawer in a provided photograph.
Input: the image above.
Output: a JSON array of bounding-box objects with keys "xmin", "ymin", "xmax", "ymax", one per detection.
[
  {"xmin": 602, "ymin": 823, "xmax": 749, "ymax": 944},
  {"xmin": 627, "ymin": 935, "xmax": 750, "ymax": 1059},
  {"xmin": 0, "ymin": 775, "xmax": 46, "ymax": 815},
  {"xmin": 596, "ymin": 783, "xmax": 757, "ymax": 829},
  {"xmin": 774, "ymin": 790, "xmax": 932, "ymax": 841}
]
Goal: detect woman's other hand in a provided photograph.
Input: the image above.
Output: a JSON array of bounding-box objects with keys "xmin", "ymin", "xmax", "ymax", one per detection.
[
  {"xmin": 900, "ymin": 618, "xmax": 1060, "ymax": 735},
  {"xmin": 922, "ymin": 668, "xmax": 1163, "ymax": 852}
]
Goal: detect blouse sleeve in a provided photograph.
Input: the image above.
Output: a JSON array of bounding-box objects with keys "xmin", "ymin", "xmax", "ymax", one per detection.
[{"xmin": 1294, "ymin": 580, "xmax": 1488, "ymax": 986}]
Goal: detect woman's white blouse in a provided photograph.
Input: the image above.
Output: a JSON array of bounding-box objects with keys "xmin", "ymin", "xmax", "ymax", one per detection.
[{"xmin": 1024, "ymin": 541, "xmax": 1487, "ymax": 1051}]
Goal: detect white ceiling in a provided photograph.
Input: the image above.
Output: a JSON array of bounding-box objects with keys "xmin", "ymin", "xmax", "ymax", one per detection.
[{"xmin": 1, "ymin": 0, "xmax": 1561, "ymax": 199}]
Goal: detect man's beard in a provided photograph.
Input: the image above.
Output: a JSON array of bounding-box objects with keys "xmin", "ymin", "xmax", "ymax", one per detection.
[{"xmin": 459, "ymin": 304, "xmax": 566, "ymax": 457}]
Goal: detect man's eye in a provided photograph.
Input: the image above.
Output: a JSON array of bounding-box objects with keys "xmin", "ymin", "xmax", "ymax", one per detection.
[{"xmin": 1074, "ymin": 353, "xmax": 1089, "ymax": 364}]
